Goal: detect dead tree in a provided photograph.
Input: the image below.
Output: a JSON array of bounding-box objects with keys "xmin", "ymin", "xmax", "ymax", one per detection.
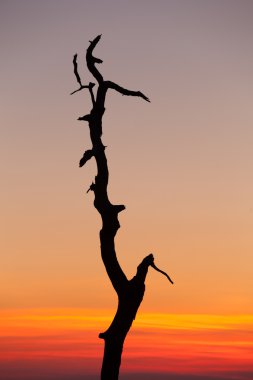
[{"xmin": 71, "ymin": 35, "xmax": 173, "ymax": 380}]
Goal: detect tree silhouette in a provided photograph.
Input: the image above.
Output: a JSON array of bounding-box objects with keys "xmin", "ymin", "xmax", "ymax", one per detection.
[{"xmin": 71, "ymin": 35, "xmax": 173, "ymax": 380}]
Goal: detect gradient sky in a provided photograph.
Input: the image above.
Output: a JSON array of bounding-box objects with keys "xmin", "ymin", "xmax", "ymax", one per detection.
[{"xmin": 1, "ymin": 1, "xmax": 253, "ymax": 379}]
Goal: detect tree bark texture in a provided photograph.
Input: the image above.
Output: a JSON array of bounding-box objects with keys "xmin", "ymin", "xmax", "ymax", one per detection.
[{"xmin": 71, "ymin": 35, "xmax": 173, "ymax": 380}]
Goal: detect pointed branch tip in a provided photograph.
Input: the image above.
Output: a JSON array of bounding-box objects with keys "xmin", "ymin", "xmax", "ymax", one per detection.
[
  {"xmin": 89, "ymin": 34, "xmax": 102, "ymax": 44},
  {"xmin": 150, "ymin": 260, "xmax": 174, "ymax": 284},
  {"xmin": 78, "ymin": 114, "xmax": 90, "ymax": 121},
  {"xmin": 92, "ymin": 57, "xmax": 103, "ymax": 64},
  {"xmin": 79, "ymin": 149, "xmax": 94, "ymax": 167},
  {"xmin": 70, "ymin": 85, "xmax": 89, "ymax": 95},
  {"xmin": 87, "ymin": 182, "xmax": 96, "ymax": 193}
]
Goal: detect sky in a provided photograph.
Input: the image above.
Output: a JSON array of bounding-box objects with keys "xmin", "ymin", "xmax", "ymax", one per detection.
[{"xmin": 1, "ymin": 0, "xmax": 253, "ymax": 379}]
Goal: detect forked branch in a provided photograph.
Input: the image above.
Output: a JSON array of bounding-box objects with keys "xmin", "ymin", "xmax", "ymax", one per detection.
[
  {"xmin": 70, "ymin": 54, "xmax": 96, "ymax": 106},
  {"xmin": 135, "ymin": 254, "xmax": 174, "ymax": 284}
]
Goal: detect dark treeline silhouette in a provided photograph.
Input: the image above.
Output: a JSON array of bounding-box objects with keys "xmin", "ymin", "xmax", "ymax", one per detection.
[{"xmin": 71, "ymin": 35, "xmax": 173, "ymax": 380}]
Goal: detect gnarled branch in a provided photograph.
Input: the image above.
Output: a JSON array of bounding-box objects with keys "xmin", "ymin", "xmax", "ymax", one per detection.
[
  {"xmin": 73, "ymin": 53, "xmax": 82, "ymax": 87},
  {"xmin": 86, "ymin": 34, "xmax": 103, "ymax": 84},
  {"xmin": 70, "ymin": 53, "xmax": 96, "ymax": 107},
  {"xmin": 70, "ymin": 54, "xmax": 89, "ymax": 95},
  {"xmin": 105, "ymin": 80, "xmax": 150, "ymax": 102}
]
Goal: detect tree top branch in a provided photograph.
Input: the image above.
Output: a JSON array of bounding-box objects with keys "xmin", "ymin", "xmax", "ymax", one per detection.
[{"xmin": 86, "ymin": 34, "xmax": 103, "ymax": 84}]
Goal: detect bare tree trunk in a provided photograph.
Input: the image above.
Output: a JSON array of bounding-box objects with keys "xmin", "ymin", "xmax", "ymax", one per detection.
[{"xmin": 70, "ymin": 35, "xmax": 173, "ymax": 380}]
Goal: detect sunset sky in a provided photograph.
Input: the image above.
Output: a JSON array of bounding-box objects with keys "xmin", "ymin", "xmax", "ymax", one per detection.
[{"xmin": 1, "ymin": 1, "xmax": 253, "ymax": 379}]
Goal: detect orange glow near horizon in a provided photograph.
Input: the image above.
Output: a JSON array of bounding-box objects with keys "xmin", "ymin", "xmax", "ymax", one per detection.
[{"xmin": 1, "ymin": 309, "xmax": 252, "ymax": 379}]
